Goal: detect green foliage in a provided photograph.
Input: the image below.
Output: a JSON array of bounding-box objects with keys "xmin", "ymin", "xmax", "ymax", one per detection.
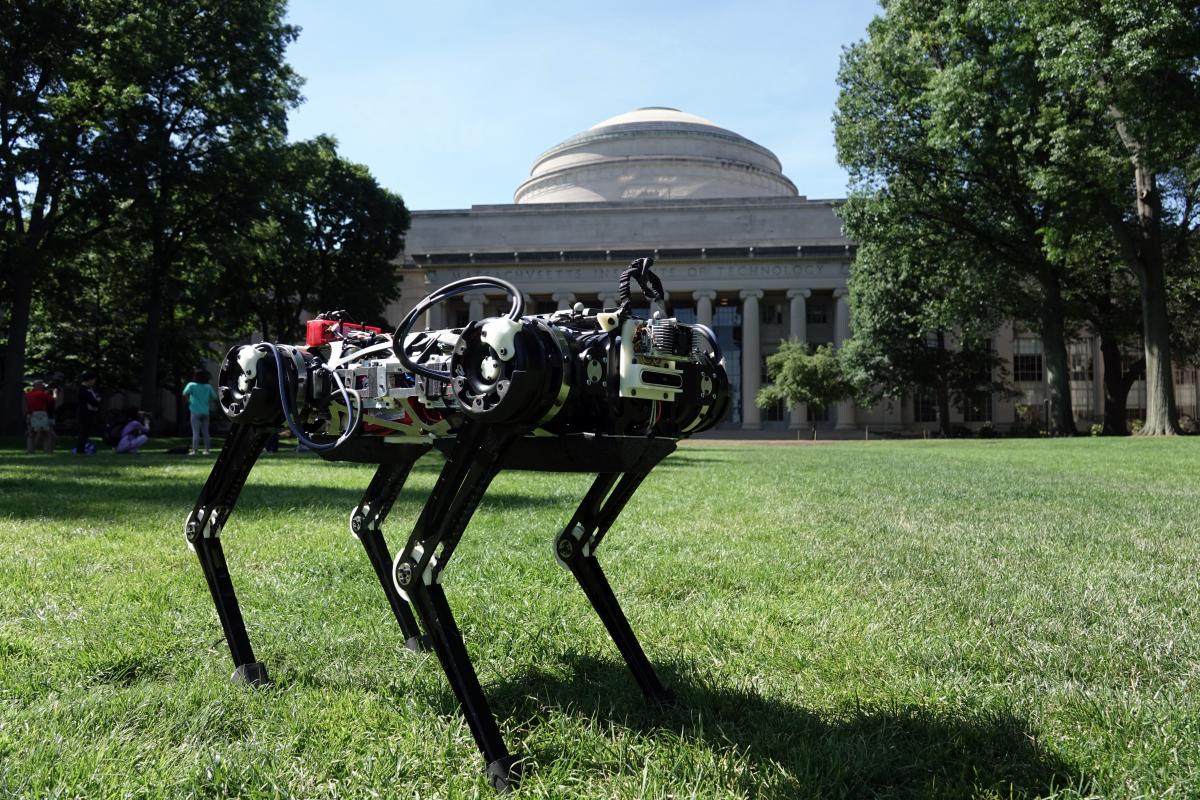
[
  {"xmin": 228, "ymin": 137, "xmax": 410, "ymax": 342},
  {"xmin": 835, "ymin": 0, "xmax": 1200, "ymax": 436},
  {"xmin": 834, "ymin": 0, "xmax": 1082, "ymax": 434},
  {"xmin": 86, "ymin": 0, "xmax": 302, "ymax": 409},
  {"xmin": 757, "ymin": 342, "xmax": 854, "ymax": 410},
  {"xmin": 23, "ymin": 217, "xmax": 147, "ymax": 389},
  {"xmin": 2, "ymin": 1, "xmax": 410, "ymax": 429},
  {"xmin": 0, "ymin": 0, "xmax": 116, "ymax": 431}
]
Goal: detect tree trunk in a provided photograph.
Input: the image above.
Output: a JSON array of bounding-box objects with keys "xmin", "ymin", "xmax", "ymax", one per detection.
[
  {"xmin": 1109, "ymin": 161, "xmax": 1180, "ymax": 434},
  {"xmin": 1135, "ymin": 248, "xmax": 1179, "ymax": 435},
  {"xmin": 0, "ymin": 254, "xmax": 36, "ymax": 435},
  {"xmin": 1099, "ymin": 335, "xmax": 1132, "ymax": 435},
  {"xmin": 1037, "ymin": 264, "xmax": 1076, "ymax": 435},
  {"xmin": 935, "ymin": 331, "xmax": 952, "ymax": 436},
  {"xmin": 935, "ymin": 381, "xmax": 952, "ymax": 437},
  {"xmin": 139, "ymin": 243, "xmax": 166, "ymax": 417}
]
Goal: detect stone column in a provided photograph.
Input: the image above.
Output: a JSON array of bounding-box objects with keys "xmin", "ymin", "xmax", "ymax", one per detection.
[
  {"xmin": 553, "ymin": 292, "xmax": 576, "ymax": 311},
  {"xmin": 464, "ymin": 292, "xmax": 486, "ymax": 322},
  {"xmin": 692, "ymin": 289, "xmax": 716, "ymax": 328},
  {"xmin": 597, "ymin": 292, "xmax": 619, "ymax": 309},
  {"xmin": 740, "ymin": 289, "xmax": 763, "ymax": 431},
  {"xmin": 834, "ymin": 288, "xmax": 855, "ymax": 430},
  {"xmin": 425, "ymin": 302, "xmax": 443, "ymax": 331},
  {"xmin": 787, "ymin": 288, "xmax": 811, "ymax": 429}
]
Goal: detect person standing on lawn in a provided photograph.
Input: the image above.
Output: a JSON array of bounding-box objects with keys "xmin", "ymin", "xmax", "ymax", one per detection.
[
  {"xmin": 24, "ymin": 380, "xmax": 59, "ymax": 453},
  {"xmin": 74, "ymin": 372, "xmax": 102, "ymax": 455},
  {"xmin": 182, "ymin": 370, "xmax": 217, "ymax": 455}
]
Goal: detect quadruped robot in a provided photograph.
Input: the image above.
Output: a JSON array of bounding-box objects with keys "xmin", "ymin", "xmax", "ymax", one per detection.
[{"xmin": 184, "ymin": 257, "xmax": 729, "ymax": 791}]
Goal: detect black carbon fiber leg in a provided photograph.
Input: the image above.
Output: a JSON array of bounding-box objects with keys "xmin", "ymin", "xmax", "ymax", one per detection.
[
  {"xmin": 393, "ymin": 424, "xmax": 524, "ymax": 792},
  {"xmin": 185, "ymin": 423, "xmax": 272, "ymax": 685},
  {"xmin": 351, "ymin": 459, "xmax": 430, "ymax": 652},
  {"xmin": 408, "ymin": 581, "xmax": 522, "ymax": 793},
  {"xmin": 554, "ymin": 469, "xmax": 674, "ymax": 705}
]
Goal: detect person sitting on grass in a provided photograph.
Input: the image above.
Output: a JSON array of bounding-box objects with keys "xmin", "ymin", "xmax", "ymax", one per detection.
[{"xmin": 114, "ymin": 409, "xmax": 151, "ymax": 454}]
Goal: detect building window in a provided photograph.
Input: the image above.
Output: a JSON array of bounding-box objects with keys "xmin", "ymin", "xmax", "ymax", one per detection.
[
  {"xmin": 1126, "ymin": 380, "xmax": 1146, "ymax": 421},
  {"xmin": 763, "ymin": 301, "xmax": 785, "ymax": 325},
  {"xmin": 1071, "ymin": 383, "xmax": 1095, "ymax": 417},
  {"xmin": 1177, "ymin": 368, "xmax": 1198, "ymax": 417},
  {"xmin": 1069, "ymin": 339, "xmax": 1094, "ymax": 382},
  {"xmin": 806, "ymin": 305, "xmax": 828, "ymax": 324},
  {"xmin": 714, "ymin": 306, "xmax": 740, "ymax": 325},
  {"xmin": 962, "ymin": 339, "xmax": 994, "ymax": 423},
  {"xmin": 764, "ymin": 397, "xmax": 787, "ymax": 422},
  {"xmin": 916, "ymin": 391, "xmax": 938, "ymax": 423},
  {"xmin": 1013, "ymin": 338, "xmax": 1044, "ymax": 382},
  {"xmin": 963, "ymin": 391, "xmax": 992, "ymax": 423},
  {"xmin": 712, "ymin": 305, "xmax": 742, "ymax": 424}
]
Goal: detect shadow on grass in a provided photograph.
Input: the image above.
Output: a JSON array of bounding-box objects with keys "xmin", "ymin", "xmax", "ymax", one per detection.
[
  {"xmin": 0, "ymin": 469, "xmax": 547, "ymax": 523},
  {"xmin": 491, "ymin": 654, "xmax": 1092, "ymax": 799}
]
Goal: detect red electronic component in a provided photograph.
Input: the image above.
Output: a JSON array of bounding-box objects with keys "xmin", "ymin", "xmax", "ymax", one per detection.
[{"xmin": 305, "ymin": 318, "xmax": 383, "ymax": 347}]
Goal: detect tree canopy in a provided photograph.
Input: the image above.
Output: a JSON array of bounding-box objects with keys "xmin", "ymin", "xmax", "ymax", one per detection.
[
  {"xmin": 835, "ymin": 0, "xmax": 1200, "ymax": 435},
  {"xmin": 1, "ymin": 1, "xmax": 410, "ymax": 432}
]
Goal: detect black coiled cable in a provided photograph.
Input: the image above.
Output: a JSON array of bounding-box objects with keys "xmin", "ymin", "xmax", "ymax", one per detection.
[
  {"xmin": 392, "ymin": 276, "xmax": 525, "ymax": 382},
  {"xmin": 617, "ymin": 257, "xmax": 665, "ymax": 309}
]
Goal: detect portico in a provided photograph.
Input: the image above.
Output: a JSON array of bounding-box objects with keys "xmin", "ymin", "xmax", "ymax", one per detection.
[{"xmin": 397, "ymin": 244, "xmax": 861, "ymax": 431}]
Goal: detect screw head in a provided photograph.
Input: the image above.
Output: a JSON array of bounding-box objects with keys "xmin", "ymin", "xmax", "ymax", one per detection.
[
  {"xmin": 395, "ymin": 562, "xmax": 413, "ymax": 587},
  {"xmin": 350, "ymin": 515, "xmax": 362, "ymax": 534},
  {"xmin": 556, "ymin": 537, "xmax": 574, "ymax": 560}
]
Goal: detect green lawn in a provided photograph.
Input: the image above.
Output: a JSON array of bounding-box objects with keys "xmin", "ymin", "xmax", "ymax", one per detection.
[{"xmin": 0, "ymin": 438, "xmax": 1197, "ymax": 799}]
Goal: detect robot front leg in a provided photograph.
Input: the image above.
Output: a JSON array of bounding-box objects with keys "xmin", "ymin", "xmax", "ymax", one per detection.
[
  {"xmin": 350, "ymin": 457, "xmax": 431, "ymax": 652},
  {"xmin": 393, "ymin": 427, "xmax": 524, "ymax": 793},
  {"xmin": 553, "ymin": 470, "xmax": 674, "ymax": 705},
  {"xmin": 184, "ymin": 423, "xmax": 273, "ymax": 685}
]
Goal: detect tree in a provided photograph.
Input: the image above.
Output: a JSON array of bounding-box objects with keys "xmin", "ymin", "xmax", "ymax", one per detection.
[
  {"xmin": 94, "ymin": 0, "xmax": 301, "ymax": 414},
  {"xmin": 0, "ymin": 0, "xmax": 109, "ymax": 434},
  {"xmin": 230, "ymin": 137, "xmax": 410, "ymax": 343},
  {"xmin": 757, "ymin": 343, "xmax": 855, "ymax": 415},
  {"xmin": 1028, "ymin": 0, "xmax": 1200, "ymax": 434},
  {"xmin": 838, "ymin": 199, "xmax": 1009, "ymax": 436},
  {"xmin": 834, "ymin": 0, "xmax": 1081, "ymax": 435}
]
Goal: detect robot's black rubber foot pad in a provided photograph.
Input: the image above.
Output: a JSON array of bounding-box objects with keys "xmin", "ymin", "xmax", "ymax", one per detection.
[
  {"xmin": 405, "ymin": 634, "xmax": 433, "ymax": 653},
  {"xmin": 487, "ymin": 755, "xmax": 523, "ymax": 793},
  {"xmin": 653, "ymin": 686, "xmax": 677, "ymax": 709},
  {"xmin": 231, "ymin": 662, "xmax": 270, "ymax": 687}
]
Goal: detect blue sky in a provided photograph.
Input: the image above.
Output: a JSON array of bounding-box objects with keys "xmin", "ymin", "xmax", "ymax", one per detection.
[{"xmin": 284, "ymin": 1, "xmax": 881, "ymax": 210}]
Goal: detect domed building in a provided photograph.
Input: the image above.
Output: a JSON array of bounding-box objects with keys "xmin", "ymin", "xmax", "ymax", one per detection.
[
  {"xmin": 392, "ymin": 107, "xmax": 1084, "ymax": 434},
  {"xmin": 514, "ymin": 107, "xmax": 798, "ymax": 204}
]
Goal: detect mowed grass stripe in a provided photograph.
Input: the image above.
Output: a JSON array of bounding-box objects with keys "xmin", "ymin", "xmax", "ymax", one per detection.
[{"xmin": 0, "ymin": 438, "xmax": 1196, "ymax": 798}]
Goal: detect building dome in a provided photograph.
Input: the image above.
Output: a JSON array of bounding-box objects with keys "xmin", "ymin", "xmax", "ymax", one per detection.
[{"xmin": 514, "ymin": 107, "xmax": 799, "ymax": 204}]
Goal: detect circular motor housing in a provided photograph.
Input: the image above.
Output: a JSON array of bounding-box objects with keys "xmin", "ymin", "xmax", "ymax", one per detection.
[
  {"xmin": 450, "ymin": 319, "xmax": 568, "ymax": 425},
  {"xmin": 218, "ymin": 344, "xmax": 313, "ymax": 426}
]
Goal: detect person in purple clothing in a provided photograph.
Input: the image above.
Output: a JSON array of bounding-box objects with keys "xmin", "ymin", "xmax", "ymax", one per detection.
[{"xmin": 114, "ymin": 409, "xmax": 151, "ymax": 454}]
